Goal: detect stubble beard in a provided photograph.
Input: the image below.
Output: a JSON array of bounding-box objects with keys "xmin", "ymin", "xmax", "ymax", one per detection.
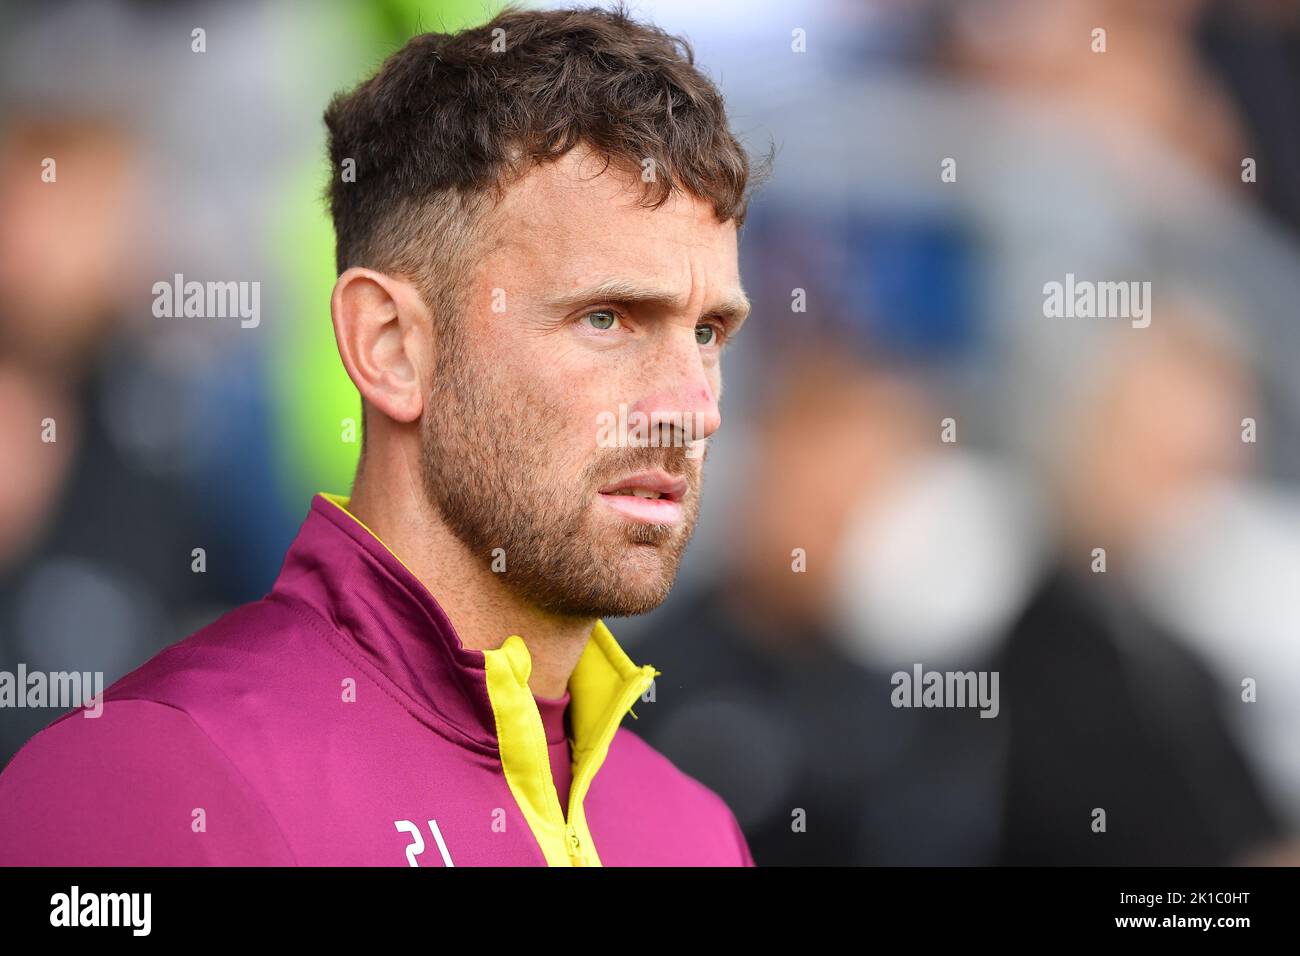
[{"xmin": 418, "ymin": 333, "xmax": 703, "ymax": 619}]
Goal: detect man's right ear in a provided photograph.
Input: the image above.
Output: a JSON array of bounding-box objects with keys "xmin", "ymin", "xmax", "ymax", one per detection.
[{"xmin": 330, "ymin": 268, "xmax": 431, "ymax": 426}]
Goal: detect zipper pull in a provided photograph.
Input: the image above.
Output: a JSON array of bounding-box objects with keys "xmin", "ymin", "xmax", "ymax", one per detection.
[{"xmin": 565, "ymin": 823, "xmax": 584, "ymax": 866}]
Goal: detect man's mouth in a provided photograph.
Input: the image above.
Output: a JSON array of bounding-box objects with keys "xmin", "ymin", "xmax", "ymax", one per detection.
[{"xmin": 597, "ymin": 471, "xmax": 687, "ymax": 524}]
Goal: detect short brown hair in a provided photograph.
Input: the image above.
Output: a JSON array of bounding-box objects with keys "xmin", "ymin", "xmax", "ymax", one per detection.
[{"xmin": 323, "ymin": 2, "xmax": 768, "ymax": 325}]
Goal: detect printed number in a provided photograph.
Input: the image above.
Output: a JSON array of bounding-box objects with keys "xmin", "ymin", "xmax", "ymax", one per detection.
[{"xmin": 394, "ymin": 819, "xmax": 455, "ymax": 867}]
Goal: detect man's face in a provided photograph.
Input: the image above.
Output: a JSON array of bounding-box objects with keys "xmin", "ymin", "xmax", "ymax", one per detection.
[{"xmin": 419, "ymin": 146, "xmax": 748, "ymax": 618}]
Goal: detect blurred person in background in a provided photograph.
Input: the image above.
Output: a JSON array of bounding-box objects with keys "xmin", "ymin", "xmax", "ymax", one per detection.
[
  {"xmin": 994, "ymin": 303, "xmax": 1285, "ymax": 865},
  {"xmin": 934, "ymin": 0, "xmax": 1300, "ymax": 860},
  {"xmin": 0, "ymin": 116, "xmax": 227, "ymax": 766},
  {"xmin": 0, "ymin": 0, "xmax": 335, "ymax": 767}
]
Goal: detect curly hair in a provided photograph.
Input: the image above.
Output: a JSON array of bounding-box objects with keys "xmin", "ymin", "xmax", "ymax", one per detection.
[{"xmin": 323, "ymin": 2, "xmax": 768, "ymax": 329}]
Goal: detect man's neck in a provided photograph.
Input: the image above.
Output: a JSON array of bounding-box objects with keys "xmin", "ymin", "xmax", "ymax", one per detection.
[{"xmin": 346, "ymin": 469, "xmax": 592, "ymax": 699}]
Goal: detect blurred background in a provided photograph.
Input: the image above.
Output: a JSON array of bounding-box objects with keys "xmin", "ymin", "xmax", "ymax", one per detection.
[{"xmin": 2, "ymin": 0, "xmax": 1299, "ymax": 865}]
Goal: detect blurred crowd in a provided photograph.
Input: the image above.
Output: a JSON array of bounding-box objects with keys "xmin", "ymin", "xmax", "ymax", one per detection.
[{"xmin": 2, "ymin": 0, "xmax": 1298, "ymax": 864}]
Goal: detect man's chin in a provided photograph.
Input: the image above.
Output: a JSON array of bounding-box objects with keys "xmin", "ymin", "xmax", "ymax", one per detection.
[
  {"xmin": 527, "ymin": 552, "xmax": 684, "ymax": 619},
  {"xmin": 548, "ymin": 588, "xmax": 675, "ymax": 620}
]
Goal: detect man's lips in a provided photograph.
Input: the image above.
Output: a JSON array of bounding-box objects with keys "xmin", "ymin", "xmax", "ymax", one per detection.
[
  {"xmin": 598, "ymin": 470, "xmax": 687, "ymax": 500},
  {"xmin": 596, "ymin": 470, "xmax": 688, "ymax": 525}
]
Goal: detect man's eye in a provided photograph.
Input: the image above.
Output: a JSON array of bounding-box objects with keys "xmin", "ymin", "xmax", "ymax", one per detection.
[
  {"xmin": 695, "ymin": 323, "xmax": 721, "ymax": 346},
  {"xmin": 584, "ymin": 310, "xmax": 618, "ymax": 331}
]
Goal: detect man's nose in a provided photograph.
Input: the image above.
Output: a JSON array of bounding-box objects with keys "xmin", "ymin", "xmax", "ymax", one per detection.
[{"xmin": 630, "ymin": 334, "xmax": 722, "ymax": 447}]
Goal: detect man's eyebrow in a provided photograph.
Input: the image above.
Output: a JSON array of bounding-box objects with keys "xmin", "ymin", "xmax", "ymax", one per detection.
[{"xmin": 547, "ymin": 278, "xmax": 751, "ymax": 323}]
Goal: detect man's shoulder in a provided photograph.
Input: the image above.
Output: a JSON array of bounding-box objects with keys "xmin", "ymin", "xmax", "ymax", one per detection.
[
  {"xmin": 0, "ymin": 696, "xmax": 294, "ymax": 864},
  {"xmin": 95, "ymin": 593, "xmax": 327, "ymax": 715},
  {"xmin": 0, "ymin": 593, "xmax": 325, "ymax": 862},
  {"xmin": 0, "ymin": 595, "xmax": 327, "ymax": 811}
]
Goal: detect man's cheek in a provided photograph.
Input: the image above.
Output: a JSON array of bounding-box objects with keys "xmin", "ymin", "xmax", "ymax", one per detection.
[
  {"xmin": 709, "ymin": 366, "xmax": 724, "ymax": 405},
  {"xmin": 590, "ymin": 398, "xmax": 629, "ymax": 455}
]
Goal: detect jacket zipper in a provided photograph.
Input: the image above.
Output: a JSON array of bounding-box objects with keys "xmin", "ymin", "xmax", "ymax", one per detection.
[{"xmin": 562, "ymin": 666, "xmax": 656, "ymax": 866}]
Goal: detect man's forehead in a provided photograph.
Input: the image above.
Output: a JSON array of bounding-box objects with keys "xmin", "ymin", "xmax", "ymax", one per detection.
[
  {"xmin": 504, "ymin": 145, "xmax": 636, "ymax": 212},
  {"xmin": 475, "ymin": 154, "xmax": 743, "ymax": 325}
]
